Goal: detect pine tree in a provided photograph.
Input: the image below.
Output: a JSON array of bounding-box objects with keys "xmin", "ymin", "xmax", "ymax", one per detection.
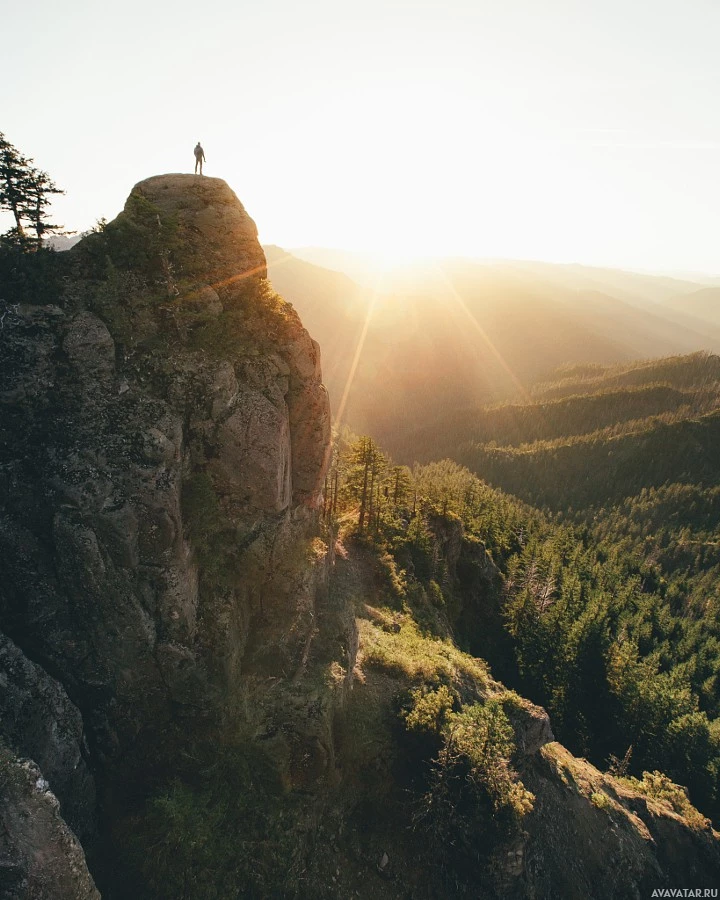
[
  {"xmin": 0, "ymin": 132, "xmax": 64, "ymax": 248},
  {"xmin": 22, "ymin": 168, "xmax": 63, "ymax": 247},
  {"xmin": 0, "ymin": 132, "xmax": 31, "ymax": 237},
  {"xmin": 340, "ymin": 436, "xmax": 388, "ymax": 533}
]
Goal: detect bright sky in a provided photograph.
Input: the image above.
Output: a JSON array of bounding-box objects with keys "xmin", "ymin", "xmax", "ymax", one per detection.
[{"xmin": 3, "ymin": 0, "xmax": 720, "ymax": 272}]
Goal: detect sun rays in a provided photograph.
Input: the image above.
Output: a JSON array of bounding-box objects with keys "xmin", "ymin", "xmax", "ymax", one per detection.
[
  {"xmin": 429, "ymin": 260, "xmax": 534, "ymax": 406},
  {"xmin": 328, "ymin": 253, "xmax": 534, "ymax": 436},
  {"xmin": 334, "ymin": 285, "xmax": 380, "ymax": 430}
]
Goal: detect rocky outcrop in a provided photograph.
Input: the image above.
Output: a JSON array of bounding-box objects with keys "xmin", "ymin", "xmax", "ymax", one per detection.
[
  {"xmin": 130, "ymin": 173, "xmax": 267, "ymax": 282},
  {"xmin": 0, "ymin": 635, "xmax": 95, "ymax": 842},
  {"xmin": 0, "ymin": 175, "xmax": 333, "ymax": 871},
  {"xmin": 425, "ymin": 514, "xmax": 513, "ymax": 673},
  {"xmin": 0, "ymin": 747, "xmax": 99, "ymax": 900},
  {"xmin": 517, "ymin": 743, "xmax": 720, "ymax": 897}
]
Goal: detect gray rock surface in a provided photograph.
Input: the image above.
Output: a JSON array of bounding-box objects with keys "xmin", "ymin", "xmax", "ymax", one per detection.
[
  {"xmin": 0, "ymin": 635, "xmax": 95, "ymax": 841},
  {"xmin": 0, "ymin": 174, "xmax": 331, "ymax": 809},
  {"xmin": 130, "ymin": 173, "xmax": 267, "ymax": 282},
  {"xmin": 0, "ymin": 748, "xmax": 99, "ymax": 900}
]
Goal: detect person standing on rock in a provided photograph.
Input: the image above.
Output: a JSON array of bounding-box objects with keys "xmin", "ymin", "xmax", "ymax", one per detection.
[{"xmin": 194, "ymin": 142, "xmax": 206, "ymax": 175}]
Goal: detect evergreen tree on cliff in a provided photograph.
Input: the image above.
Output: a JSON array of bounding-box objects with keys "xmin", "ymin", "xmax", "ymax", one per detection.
[
  {"xmin": 21, "ymin": 168, "xmax": 63, "ymax": 247},
  {"xmin": 0, "ymin": 132, "xmax": 31, "ymax": 239},
  {"xmin": 0, "ymin": 132, "xmax": 63, "ymax": 248}
]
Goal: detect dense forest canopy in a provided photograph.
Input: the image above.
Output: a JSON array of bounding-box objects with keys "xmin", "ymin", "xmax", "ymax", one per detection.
[
  {"xmin": 324, "ymin": 423, "xmax": 720, "ymax": 824},
  {"xmin": 391, "ymin": 353, "xmax": 720, "ymax": 510}
]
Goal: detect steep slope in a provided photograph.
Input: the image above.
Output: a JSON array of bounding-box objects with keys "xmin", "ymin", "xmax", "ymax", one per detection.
[{"xmin": 1, "ymin": 179, "xmax": 718, "ymax": 898}]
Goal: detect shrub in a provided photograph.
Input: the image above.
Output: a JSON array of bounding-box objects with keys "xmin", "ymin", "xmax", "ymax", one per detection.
[
  {"xmin": 428, "ymin": 580, "xmax": 445, "ymax": 608},
  {"xmin": 404, "ymin": 691, "xmax": 534, "ymax": 877},
  {"xmin": 621, "ymin": 770, "xmax": 710, "ymax": 829},
  {"xmin": 590, "ymin": 791, "xmax": 612, "ymax": 810},
  {"xmin": 404, "ymin": 685, "xmax": 455, "ymax": 734}
]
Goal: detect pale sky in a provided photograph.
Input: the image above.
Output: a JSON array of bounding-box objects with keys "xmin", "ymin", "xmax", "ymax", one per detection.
[{"xmin": 3, "ymin": 0, "xmax": 720, "ymax": 272}]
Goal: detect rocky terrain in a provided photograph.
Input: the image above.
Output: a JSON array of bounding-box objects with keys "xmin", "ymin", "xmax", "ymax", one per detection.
[{"xmin": 0, "ymin": 175, "xmax": 718, "ymax": 898}]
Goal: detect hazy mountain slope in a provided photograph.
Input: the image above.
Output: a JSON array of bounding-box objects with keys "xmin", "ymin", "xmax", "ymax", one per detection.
[
  {"xmin": 271, "ymin": 249, "xmax": 720, "ymax": 445},
  {"xmin": 290, "ymin": 248, "xmax": 707, "ymax": 305},
  {"xmin": 662, "ymin": 287, "xmax": 720, "ymax": 327},
  {"xmin": 396, "ymin": 383, "xmax": 719, "ymax": 464},
  {"xmin": 499, "ymin": 259, "xmax": 704, "ymax": 305},
  {"xmin": 440, "ymin": 260, "xmax": 720, "ymax": 358},
  {"xmin": 391, "ymin": 353, "xmax": 720, "ymax": 510},
  {"xmin": 267, "ymin": 248, "xmax": 633, "ymax": 434},
  {"xmin": 531, "ymin": 352, "xmax": 720, "ymax": 400}
]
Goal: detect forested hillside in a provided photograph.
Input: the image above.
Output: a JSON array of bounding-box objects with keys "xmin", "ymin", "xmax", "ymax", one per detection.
[
  {"xmin": 394, "ymin": 353, "xmax": 720, "ymax": 510},
  {"xmin": 344, "ymin": 350, "xmax": 720, "ymax": 835},
  {"xmin": 324, "ymin": 436, "xmax": 720, "ymax": 825}
]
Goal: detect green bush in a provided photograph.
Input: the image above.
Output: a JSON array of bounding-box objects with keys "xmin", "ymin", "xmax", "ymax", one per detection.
[
  {"xmin": 403, "ymin": 691, "xmax": 534, "ymax": 876},
  {"xmin": 404, "ymin": 685, "xmax": 455, "ymax": 734}
]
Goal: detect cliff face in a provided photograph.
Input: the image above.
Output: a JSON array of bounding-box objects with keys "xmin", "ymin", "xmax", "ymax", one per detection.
[
  {"xmin": 0, "ymin": 176, "xmax": 333, "ymax": 874},
  {"xmin": 0, "ymin": 176, "xmax": 718, "ymax": 898},
  {"xmin": 0, "ymin": 747, "xmax": 99, "ymax": 900}
]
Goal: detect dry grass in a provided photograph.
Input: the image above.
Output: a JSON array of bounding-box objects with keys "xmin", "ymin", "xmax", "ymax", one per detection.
[{"xmin": 357, "ymin": 612, "xmax": 488, "ymax": 689}]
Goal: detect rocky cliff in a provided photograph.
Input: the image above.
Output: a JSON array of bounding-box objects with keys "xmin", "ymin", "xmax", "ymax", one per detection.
[
  {"xmin": 0, "ymin": 175, "xmax": 334, "ymax": 891},
  {"xmin": 0, "ymin": 175, "xmax": 718, "ymax": 898}
]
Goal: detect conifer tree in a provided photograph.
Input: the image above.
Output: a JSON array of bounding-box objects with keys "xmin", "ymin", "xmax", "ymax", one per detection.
[
  {"xmin": 0, "ymin": 132, "xmax": 31, "ymax": 236},
  {"xmin": 22, "ymin": 168, "xmax": 63, "ymax": 247},
  {"xmin": 0, "ymin": 132, "xmax": 64, "ymax": 247},
  {"xmin": 342, "ymin": 436, "xmax": 387, "ymax": 532}
]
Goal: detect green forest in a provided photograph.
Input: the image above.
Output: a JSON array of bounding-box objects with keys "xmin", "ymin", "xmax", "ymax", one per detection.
[
  {"xmin": 391, "ymin": 353, "xmax": 720, "ymax": 510},
  {"xmin": 324, "ymin": 352, "xmax": 720, "ymax": 826}
]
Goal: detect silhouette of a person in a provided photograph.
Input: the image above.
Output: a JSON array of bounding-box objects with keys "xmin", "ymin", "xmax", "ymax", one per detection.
[{"xmin": 194, "ymin": 142, "xmax": 206, "ymax": 175}]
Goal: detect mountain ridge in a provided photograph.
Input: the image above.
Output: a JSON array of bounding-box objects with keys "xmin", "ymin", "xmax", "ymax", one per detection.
[{"xmin": 266, "ymin": 247, "xmax": 720, "ymax": 447}]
